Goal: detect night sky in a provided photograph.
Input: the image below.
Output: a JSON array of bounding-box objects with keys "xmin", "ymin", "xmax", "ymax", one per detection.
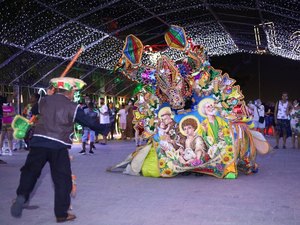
[{"xmin": 210, "ymin": 53, "xmax": 300, "ymax": 103}]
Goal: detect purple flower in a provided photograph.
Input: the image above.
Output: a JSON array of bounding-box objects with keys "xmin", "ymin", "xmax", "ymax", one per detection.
[
  {"xmin": 192, "ymin": 159, "xmax": 202, "ymax": 166},
  {"xmin": 216, "ymin": 163, "xmax": 223, "ymax": 171}
]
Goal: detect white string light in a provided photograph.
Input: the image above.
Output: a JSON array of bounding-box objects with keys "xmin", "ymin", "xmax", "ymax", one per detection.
[{"xmin": 0, "ymin": 0, "xmax": 299, "ymax": 80}]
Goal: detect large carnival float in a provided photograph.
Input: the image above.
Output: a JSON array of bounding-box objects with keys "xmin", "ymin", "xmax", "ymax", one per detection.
[{"xmin": 108, "ymin": 25, "xmax": 270, "ymax": 179}]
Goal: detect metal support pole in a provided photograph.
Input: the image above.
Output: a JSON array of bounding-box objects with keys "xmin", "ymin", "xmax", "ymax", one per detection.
[{"xmin": 258, "ymin": 55, "xmax": 261, "ymax": 99}]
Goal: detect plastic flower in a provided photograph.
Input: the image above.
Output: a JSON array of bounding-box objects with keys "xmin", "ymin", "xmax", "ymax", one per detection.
[
  {"xmin": 222, "ymin": 128, "xmax": 230, "ymax": 136},
  {"xmin": 191, "ymin": 159, "xmax": 202, "ymax": 166},
  {"xmin": 222, "ymin": 155, "xmax": 231, "ymax": 164},
  {"xmin": 225, "ymin": 145, "xmax": 233, "ymax": 153},
  {"xmin": 162, "ymin": 168, "xmax": 173, "ymax": 177},
  {"xmin": 216, "ymin": 163, "xmax": 223, "ymax": 171},
  {"xmin": 159, "ymin": 158, "xmax": 166, "ymax": 168}
]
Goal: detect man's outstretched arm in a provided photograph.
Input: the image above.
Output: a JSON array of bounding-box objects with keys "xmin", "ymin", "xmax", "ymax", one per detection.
[{"xmin": 75, "ymin": 108, "xmax": 109, "ymax": 136}]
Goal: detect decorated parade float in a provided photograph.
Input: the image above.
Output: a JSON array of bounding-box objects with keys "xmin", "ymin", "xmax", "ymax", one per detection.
[{"xmin": 108, "ymin": 25, "xmax": 270, "ymax": 179}]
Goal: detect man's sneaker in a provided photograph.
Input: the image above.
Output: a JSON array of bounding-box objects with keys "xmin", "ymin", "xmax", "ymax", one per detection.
[
  {"xmin": 89, "ymin": 150, "xmax": 94, "ymax": 155},
  {"xmin": 56, "ymin": 213, "xmax": 76, "ymax": 223},
  {"xmin": 2, "ymin": 150, "xmax": 8, "ymax": 155},
  {"xmin": 0, "ymin": 159, "xmax": 7, "ymax": 164},
  {"xmin": 11, "ymin": 195, "xmax": 26, "ymax": 218},
  {"xmin": 5, "ymin": 149, "xmax": 10, "ymax": 155},
  {"xmin": 79, "ymin": 150, "xmax": 86, "ymax": 155}
]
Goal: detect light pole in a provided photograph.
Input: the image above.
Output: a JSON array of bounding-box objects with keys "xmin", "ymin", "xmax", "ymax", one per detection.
[{"xmin": 258, "ymin": 54, "xmax": 261, "ymax": 100}]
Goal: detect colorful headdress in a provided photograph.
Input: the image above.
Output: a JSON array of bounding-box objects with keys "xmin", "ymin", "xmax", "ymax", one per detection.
[{"xmin": 50, "ymin": 77, "xmax": 86, "ymax": 91}]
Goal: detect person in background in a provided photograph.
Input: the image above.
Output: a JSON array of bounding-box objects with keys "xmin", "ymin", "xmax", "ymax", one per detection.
[
  {"xmin": 93, "ymin": 103, "xmax": 100, "ymax": 143},
  {"xmin": 99, "ymin": 97, "xmax": 110, "ymax": 145},
  {"xmin": 79, "ymin": 102, "xmax": 98, "ymax": 155},
  {"xmin": 264, "ymin": 101, "xmax": 275, "ymax": 136},
  {"xmin": 47, "ymin": 84, "xmax": 56, "ymax": 95},
  {"xmin": 108, "ymin": 102, "xmax": 117, "ymax": 140},
  {"xmin": 134, "ymin": 121, "xmax": 144, "ymax": 147},
  {"xmin": 247, "ymin": 100, "xmax": 254, "ymax": 116},
  {"xmin": 248, "ymin": 99, "xmax": 265, "ymax": 134},
  {"xmin": 117, "ymin": 104, "xmax": 127, "ymax": 140},
  {"xmin": 0, "ymin": 96, "xmax": 15, "ymax": 156},
  {"xmin": 290, "ymin": 99, "xmax": 300, "ymax": 149},
  {"xmin": 22, "ymin": 93, "xmax": 40, "ymax": 120},
  {"xmin": 0, "ymin": 91, "xmax": 7, "ymax": 164},
  {"xmin": 274, "ymin": 92, "xmax": 293, "ymax": 149},
  {"xmin": 125, "ymin": 99, "xmax": 134, "ymax": 140},
  {"xmin": 0, "ymin": 91, "xmax": 7, "ymax": 129}
]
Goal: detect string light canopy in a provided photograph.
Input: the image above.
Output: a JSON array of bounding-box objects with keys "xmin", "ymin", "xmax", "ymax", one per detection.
[{"xmin": 0, "ymin": 0, "xmax": 299, "ymax": 88}]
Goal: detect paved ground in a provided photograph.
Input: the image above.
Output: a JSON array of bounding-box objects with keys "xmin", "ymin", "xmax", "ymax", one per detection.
[{"xmin": 0, "ymin": 136, "xmax": 299, "ymax": 225}]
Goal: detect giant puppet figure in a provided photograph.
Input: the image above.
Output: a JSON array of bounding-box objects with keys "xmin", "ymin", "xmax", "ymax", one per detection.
[{"xmin": 109, "ymin": 25, "xmax": 270, "ymax": 178}]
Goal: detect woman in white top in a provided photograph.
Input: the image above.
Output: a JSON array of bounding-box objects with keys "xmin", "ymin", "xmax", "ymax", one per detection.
[
  {"xmin": 99, "ymin": 98, "xmax": 110, "ymax": 145},
  {"xmin": 117, "ymin": 104, "xmax": 127, "ymax": 140},
  {"xmin": 248, "ymin": 99, "xmax": 265, "ymax": 134}
]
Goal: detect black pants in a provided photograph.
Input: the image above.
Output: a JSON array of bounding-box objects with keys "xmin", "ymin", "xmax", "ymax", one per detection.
[
  {"xmin": 16, "ymin": 147, "xmax": 72, "ymax": 218},
  {"xmin": 110, "ymin": 121, "xmax": 115, "ymax": 138}
]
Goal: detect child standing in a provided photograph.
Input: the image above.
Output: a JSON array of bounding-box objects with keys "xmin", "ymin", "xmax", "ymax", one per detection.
[
  {"xmin": 79, "ymin": 102, "xmax": 98, "ymax": 155},
  {"xmin": 134, "ymin": 121, "xmax": 144, "ymax": 147}
]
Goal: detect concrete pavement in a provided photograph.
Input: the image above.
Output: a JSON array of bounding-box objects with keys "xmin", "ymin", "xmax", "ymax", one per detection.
[{"xmin": 0, "ymin": 137, "xmax": 299, "ymax": 225}]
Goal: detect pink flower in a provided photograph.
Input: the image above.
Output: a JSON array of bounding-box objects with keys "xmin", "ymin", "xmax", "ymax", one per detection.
[{"xmin": 191, "ymin": 159, "xmax": 202, "ymax": 166}]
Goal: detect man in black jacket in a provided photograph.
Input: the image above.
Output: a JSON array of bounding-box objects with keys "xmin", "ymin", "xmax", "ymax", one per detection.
[{"xmin": 11, "ymin": 77, "xmax": 109, "ymax": 222}]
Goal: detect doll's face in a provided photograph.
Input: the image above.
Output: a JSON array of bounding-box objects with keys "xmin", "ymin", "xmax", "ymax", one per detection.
[
  {"xmin": 204, "ymin": 103, "xmax": 216, "ymax": 116},
  {"xmin": 160, "ymin": 121, "xmax": 166, "ymax": 129},
  {"xmin": 183, "ymin": 125, "xmax": 195, "ymax": 136},
  {"xmin": 161, "ymin": 114, "xmax": 172, "ymax": 125},
  {"xmin": 168, "ymin": 88, "xmax": 185, "ymax": 109}
]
